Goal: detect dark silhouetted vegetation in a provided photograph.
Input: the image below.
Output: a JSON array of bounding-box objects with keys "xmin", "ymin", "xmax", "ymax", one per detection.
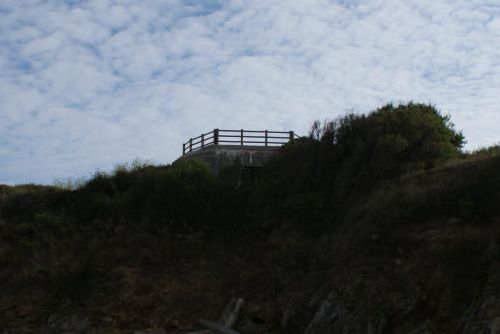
[{"xmin": 0, "ymin": 102, "xmax": 499, "ymax": 333}]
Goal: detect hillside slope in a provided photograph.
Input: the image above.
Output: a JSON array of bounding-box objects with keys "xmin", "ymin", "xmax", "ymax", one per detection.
[
  {"xmin": 1, "ymin": 104, "xmax": 499, "ymax": 333},
  {"xmin": 1, "ymin": 153, "xmax": 499, "ymax": 333}
]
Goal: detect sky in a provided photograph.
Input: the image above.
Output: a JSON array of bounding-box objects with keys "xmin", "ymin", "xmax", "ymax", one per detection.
[{"xmin": 1, "ymin": 0, "xmax": 500, "ymax": 184}]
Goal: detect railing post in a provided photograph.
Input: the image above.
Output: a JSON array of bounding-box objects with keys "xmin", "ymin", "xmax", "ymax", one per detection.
[
  {"xmin": 183, "ymin": 143, "xmax": 185, "ymax": 155},
  {"xmin": 214, "ymin": 129, "xmax": 219, "ymax": 145},
  {"xmin": 201, "ymin": 133, "xmax": 204, "ymax": 148},
  {"xmin": 189, "ymin": 138, "xmax": 193, "ymax": 152},
  {"xmin": 265, "ymin": 130, "xmax": 268, "ymax": 146},
  {"xmin": 241, "ymin": 129, "xmax": 244, "ymax": 145},
  {"xmin": 289, "ymin": 131, "xmax": 294, "ymax": 142}
]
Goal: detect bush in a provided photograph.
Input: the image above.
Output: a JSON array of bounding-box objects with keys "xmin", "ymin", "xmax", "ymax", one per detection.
[
  {"xmin": 317, "ymin": 102, "xmax": 464, "ymax": 181},
  {"xmin": 72, "ymin": 159, "xmax": 231, "ymax": 235},
  {"xmin": 468, "ymin": 144, "xmax": 500, "ymax": 159},
  {"xmin": 251, "ymin": 103, "xmax": 466, "ymax": 229}
]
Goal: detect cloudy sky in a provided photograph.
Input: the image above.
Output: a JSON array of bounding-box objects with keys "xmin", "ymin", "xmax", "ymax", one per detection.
[{"xmin": 1, "ymin": 0, "xmax": 499, "ymax": 184}]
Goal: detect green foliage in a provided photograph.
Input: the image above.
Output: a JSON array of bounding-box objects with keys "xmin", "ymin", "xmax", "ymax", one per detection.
[
  {"xmin": 253, "ymin": 103, "xmax": 466, "ymax": 227},
  {"xmin": 317, "ymin": 102, "xmax": 464, "ymax": 179},
  {"xmin": 347, "ymin": 155, "xmax": 500, "ymax": 238},
  {"xmin": 468, "ymin": 144, "xmax": 500, "ymax": 159},
  {"xmin": 70, "ymin": 158, "xmax": 250, "ymax": 236},
  {"xmin": 0, "ymin": 103, "xmax": 486, "ymax": 237}
]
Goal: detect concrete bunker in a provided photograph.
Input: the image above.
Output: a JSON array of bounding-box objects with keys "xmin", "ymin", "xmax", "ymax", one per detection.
[{"xmin": 176, "ymin": 129, "xmax": 298, "ymax": 174}]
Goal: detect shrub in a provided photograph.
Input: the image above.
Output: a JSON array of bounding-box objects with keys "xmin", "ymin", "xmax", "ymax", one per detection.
[
  {"xmin": 252, "ymin": 103, "xmax": 466, "ymax": 229},
  {"xmin": 72, "ymin": 159, "xmax": 223, "ymax": 234},
  {"xmin": 318, "ymin": 103, "xmax": 464, "ymax": 181}
]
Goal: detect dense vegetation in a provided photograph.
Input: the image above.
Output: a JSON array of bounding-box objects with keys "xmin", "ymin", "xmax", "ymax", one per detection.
[{"xmin": 1, "ymin": 103, "xmax": 499, "ymax": 333}]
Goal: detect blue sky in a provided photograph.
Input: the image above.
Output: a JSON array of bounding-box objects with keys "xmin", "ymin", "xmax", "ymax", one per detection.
[{"xmin": 1, "ymin": 0, "xmax": 500, "ymax": 184}]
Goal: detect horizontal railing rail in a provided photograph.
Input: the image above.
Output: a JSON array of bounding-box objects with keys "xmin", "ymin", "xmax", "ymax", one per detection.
[{"xmin": 182, "ymin": 129, "xmax": 300, "ymax": 155}]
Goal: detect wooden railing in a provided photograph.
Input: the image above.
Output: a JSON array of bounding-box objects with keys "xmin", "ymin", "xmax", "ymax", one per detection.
[{"xmin": 183, "ymin": 129, "xmax": 298, "ymax": 155}]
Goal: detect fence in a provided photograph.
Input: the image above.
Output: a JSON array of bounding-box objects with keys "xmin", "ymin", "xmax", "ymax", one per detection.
[{"xmin": 182, "ymin": 129, "xmax": 298, "ymax": 155}]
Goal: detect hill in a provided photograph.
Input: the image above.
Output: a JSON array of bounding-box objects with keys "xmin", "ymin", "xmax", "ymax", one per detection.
[{"xmin": 1, "ymin": 103, "xmax": 500, "ymax": 334}]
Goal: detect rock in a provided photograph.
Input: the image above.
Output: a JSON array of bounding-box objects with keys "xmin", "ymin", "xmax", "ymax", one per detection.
[
  {"xmin": 15, "ymin": 304, "xmax": 36, "ymax": 318},
  {"xmin": 133, "ymin": 329, "xmax": 167, "ymax": 334},
  {"xmin": 303, "ymin": 298, "xmax": 340, "ymax": 334},
  {"xmin": 463, "ymin": 238, "xmax": 500, "ymax": 334},
  {"xmin": 239, "ymin": 317, "xmax": 265, "ymax": 333},
  {"xmin": 42, "ymin": 314, "xmax": 91, "ymax": 334},
  {"xmin": 366, "ymin": 316, "xmax": 388, "ymax": 334},
  {"xmin": 490, "ymin": 317, "xmax": 500, "ymax": 334},
  {"xmin": 281, "ymin": 303, "xmax": 312, "ymax": 334}
]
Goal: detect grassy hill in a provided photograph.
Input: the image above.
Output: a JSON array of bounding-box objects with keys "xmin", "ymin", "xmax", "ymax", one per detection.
[{"xmin": 1, "ymin": 103, "xmax": 500, "ymax": 333}]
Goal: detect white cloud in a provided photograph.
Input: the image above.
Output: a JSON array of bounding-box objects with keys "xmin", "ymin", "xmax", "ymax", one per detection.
[
  {"xmin": 0, "ymin": 0, "xmax": 499, "ymax": 184},
  {"xmin": 488, "ymin": 17, "xmax": 500, "ymax": 32}
]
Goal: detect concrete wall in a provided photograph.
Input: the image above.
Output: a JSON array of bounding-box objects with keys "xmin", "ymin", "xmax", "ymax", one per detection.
[{"xmin": 175, "ymin": 145, "xmax": 280, "ymax": 174}]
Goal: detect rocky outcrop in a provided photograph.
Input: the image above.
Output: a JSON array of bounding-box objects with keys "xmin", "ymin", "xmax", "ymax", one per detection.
[
  {"xmin": 281, "ymin": 227, "xmax": 499, "ymax": 334},
  {"xmin": 462, "ymin": 239, "xmax": 500, "ymax": 334},
  {"xmin": 41, "ymin": 314, "xmax": 91, "ymax": 334}
]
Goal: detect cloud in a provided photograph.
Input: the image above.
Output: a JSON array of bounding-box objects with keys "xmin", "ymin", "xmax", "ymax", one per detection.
[{"xmin": 0, "ymin": 0, "xmax": 499, "ymax": 184}]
